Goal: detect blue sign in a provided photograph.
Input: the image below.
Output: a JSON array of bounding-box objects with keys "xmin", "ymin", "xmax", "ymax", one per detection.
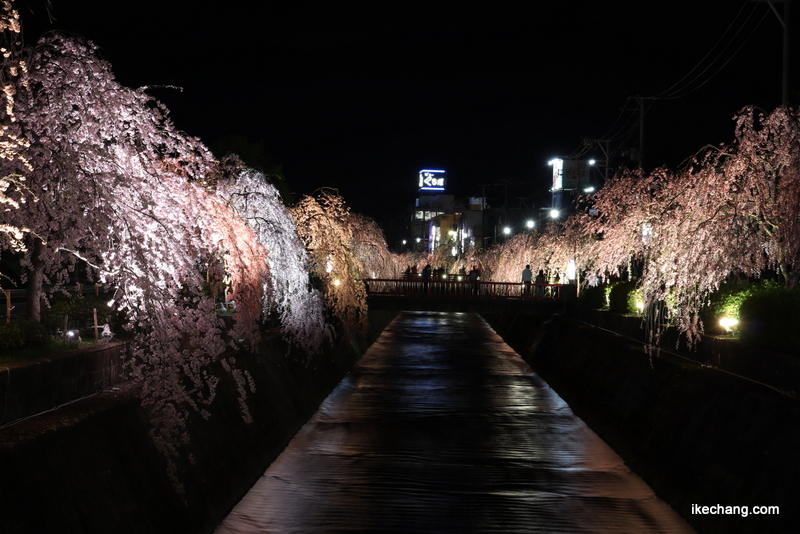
[{"xmin": 419, "ymin": 169, "xmax": 446, "ymax": 191}]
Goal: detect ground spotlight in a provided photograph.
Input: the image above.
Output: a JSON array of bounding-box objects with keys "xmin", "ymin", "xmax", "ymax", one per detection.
[{"xmin": 719, "ymin": 317, "xmax": 739, "ymax": 334}]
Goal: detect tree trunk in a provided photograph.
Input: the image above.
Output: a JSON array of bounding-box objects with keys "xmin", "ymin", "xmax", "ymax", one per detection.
[
  {"xmin": 781, "ymin": 263, "xmax": 799, "ymax": 290},
  {"xmin": 26, "ymin": 239, "xmax": 45, "ymax": 323}
]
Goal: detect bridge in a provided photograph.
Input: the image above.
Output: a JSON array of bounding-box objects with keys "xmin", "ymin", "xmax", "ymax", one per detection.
[{"xmin": 364, "ymin": 277, "xmax": 576, "ymax": 314}]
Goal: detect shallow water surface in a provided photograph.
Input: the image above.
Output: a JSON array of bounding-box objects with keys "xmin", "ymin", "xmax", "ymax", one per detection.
[{"xmin": 217, "ymin": 311, "xmax": 694, "ymax": 533}]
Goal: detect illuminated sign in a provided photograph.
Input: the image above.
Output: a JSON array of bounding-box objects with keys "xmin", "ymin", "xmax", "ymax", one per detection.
[
  {"xmin": 419, "ymin": 169, "xmax": 446, "ymax": 191},
  {"xmin": 549, "ymin": 158, "xmax": 590, "ymax": 191},
  {"xmin": 549, "ymin": 158, "xmax": 563, "ymax": 190}
]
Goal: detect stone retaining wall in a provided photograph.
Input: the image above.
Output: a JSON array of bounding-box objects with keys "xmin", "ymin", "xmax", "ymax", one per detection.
[{"xmin": 0, "ymin": 341, "xmax": 128, "ymax": 426}]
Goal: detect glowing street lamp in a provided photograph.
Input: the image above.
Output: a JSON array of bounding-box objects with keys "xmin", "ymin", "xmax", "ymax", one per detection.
[
  {"xmin": 526, "ymin": 220, "xmax": 535, "ymax": 229},
  {"xmin": 502, "ymin": 226, "xmax": 511, "ymax": 235},
  {"xmin": 549, "ymin": 209, "xmax": 560, "ymax": 219}
]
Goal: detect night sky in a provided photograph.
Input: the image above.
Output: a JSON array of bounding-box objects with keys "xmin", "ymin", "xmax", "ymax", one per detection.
[{"xmin": 18, "ymin": 1, "xmax": 793, "ymax": 234}]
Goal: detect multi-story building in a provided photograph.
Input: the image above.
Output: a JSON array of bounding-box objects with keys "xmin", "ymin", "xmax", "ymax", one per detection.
[{"xmin": 405, "ymin": 170, "xmax": 484, "ymax": 255}]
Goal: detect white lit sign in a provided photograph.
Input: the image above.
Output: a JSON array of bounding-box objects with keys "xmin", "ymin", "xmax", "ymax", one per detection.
[
  {"xmin": 419, "ymin": 169, "xmax": 446, "ymax": 191},
  {"xmin": 549, "ymin": 158, "xmax": 563, "ymax": 190}
]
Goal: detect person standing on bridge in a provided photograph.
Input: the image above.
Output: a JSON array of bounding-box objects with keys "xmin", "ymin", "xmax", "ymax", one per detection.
[
  {"xmin": 535, "ymin": 269, "xmax": 546, "ymax": 297},
  {"xmin": 421, "ymin": 264, "xmax": 432, "ymax": 294},
  {"xmin": 521, "ymin": 265, "xmax": 533, "ymax": 298},
  {"xmin": 468, "ymin": 265, "xmax": 480, "ymax": 295}
]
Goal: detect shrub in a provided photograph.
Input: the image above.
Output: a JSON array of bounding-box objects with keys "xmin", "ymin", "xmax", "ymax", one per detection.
[
  {"xmin": 0, "ymin": 318, "xmax": 50, "ymax": 352},
  {"xmin": 739, "ymin": 284, "xmax": 800, "ymax": 355},
  {"xmin": 579, "ymin": 283, "xmax": 607, "ymax": 309},
  {"xmin": 627, "ymin": 286, "xmax": 644, "ymax": 316},
  {"xmin": 608, "ymin": 281, "xmax": 638, "ymax": 314},
  {"xmin": 699, "ymin": 279, "xmax": 780, "ymax": 336},
  {"xmin": 0, "ymin": 322, "xmax": 25, "ymax": 351}
]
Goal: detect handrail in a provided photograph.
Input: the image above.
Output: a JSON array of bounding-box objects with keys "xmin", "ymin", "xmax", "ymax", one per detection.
[{"xmin": 363, "ymin": 278, "xmax": 562, "ymax": 300}]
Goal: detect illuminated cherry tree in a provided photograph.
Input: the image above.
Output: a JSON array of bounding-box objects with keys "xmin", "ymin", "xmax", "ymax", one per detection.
[
  {"xmin": 581, "ymin": 166, "xmax": 668, "ymax": 283},
  {"xmin": 580, "ymin": 106, "xmax": 800, "ymax": 345},
  {"xmin": 218, "ymin": 160, "xmax": 329, "ymax": 354},
  {"xmin": 290, "ymin": 189, "xmax": 368, "ymax": 335},
  {"xmin": 0, "ymin": 0, "xmax": 31, "ymax": 254},
  {"xmin": 469, "ymin": 218, "xmax": 590, "ymax": 286},
  {"xmin": 465, "ymin": 107, "xmax": 800, "ymax": 347},
  {"xmin": 350, "ymin": 212, "xmax": 404, "ymax": 279},
  {"xmin": 0, "ymin": 34, "xmax": 254, "ymax": 488}
]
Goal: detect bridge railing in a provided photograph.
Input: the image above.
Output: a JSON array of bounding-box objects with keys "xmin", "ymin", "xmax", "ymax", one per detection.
[{"xmin": 363, "ymin": 278, "xmax": 563, "ymax": 300}]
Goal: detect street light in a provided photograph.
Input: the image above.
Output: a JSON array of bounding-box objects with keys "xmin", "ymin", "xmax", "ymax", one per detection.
[
  {"xmin": 549, "ymin": 209, "xmax": 560, "ymax": 219},
  {"xmin": 526, "ymin": 220, "xmax": 535, "ymax": 229},
  {"xmin": 503, "ymin": 226, "xmax": 511, "ymax": 235}
]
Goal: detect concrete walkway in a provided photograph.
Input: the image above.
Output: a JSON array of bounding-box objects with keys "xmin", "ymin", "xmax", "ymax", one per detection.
[{"xmin": 217, "ymin": 311, "xmax": 694, "ymax": 533}]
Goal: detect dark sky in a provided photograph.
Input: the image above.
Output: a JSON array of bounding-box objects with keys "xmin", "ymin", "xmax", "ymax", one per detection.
[{"xmin": 17, "ymin": 1, "xmax": 793, "ymax": 230}]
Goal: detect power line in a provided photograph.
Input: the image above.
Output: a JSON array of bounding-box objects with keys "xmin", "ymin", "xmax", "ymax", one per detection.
[
  {"xmin": 571, "ymin": 2, "xmax": 772, "ymax": 174},
  {"xmin": 655, "ymin": 3, "xmax": 770, "ymax": 100}
]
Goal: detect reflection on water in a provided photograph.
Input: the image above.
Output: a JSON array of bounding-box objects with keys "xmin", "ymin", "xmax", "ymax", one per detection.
[{"xmin": 217, "ymin": 311, "xmax": 694, "ymax": 533}]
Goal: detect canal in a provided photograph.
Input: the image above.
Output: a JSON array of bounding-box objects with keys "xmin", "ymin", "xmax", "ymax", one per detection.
[{"xmin": 216, "ymin": 311, "xmax": 693, "ymax": 533}]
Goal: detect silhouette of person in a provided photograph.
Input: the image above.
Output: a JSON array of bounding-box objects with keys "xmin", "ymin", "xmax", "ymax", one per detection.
[
  {"xmin": 535, "ymin": 269, "xmax": 546, "ymax": 297},
  {"xmin": 421, "ymin": 264, "xmax": 432, "ymax": 293},
  {"xmin": 521, "ymin": 264, "xmax": 533, "ymax": 298},
  {"xmin": 468, "ymin": 265, "xmax": 480, "ymax": 295}
]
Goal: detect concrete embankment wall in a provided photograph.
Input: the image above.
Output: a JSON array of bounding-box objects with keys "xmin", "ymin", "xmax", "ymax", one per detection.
[
  {"xmin": 0, "ymin": 341, "xmax": 127, "ymax": 426},
  {"xmin": 0, "ymin": 310, "xmax": 399, "ymax": 534},
  {"xmin": 484, "ymin": 312, "xmax": 800, "ymax": 534}
]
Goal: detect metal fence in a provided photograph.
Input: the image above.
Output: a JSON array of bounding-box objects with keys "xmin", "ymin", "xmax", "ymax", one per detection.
[{"xmin": 363, "ymin": 278, "xmax": 562, "ymax": 300}]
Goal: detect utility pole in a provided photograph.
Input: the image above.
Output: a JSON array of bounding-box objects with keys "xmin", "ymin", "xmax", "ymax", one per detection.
[
  {"xmin": 632, "ymin": 97, "xmax": 657, "ymax": 171},
  {"xmin": 585, "ymin": 138, "xmax": 612, "ymax": 183},
  {"xmin": 752, "ymin": 0, "xmax": 793, "ymax": 105}
]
